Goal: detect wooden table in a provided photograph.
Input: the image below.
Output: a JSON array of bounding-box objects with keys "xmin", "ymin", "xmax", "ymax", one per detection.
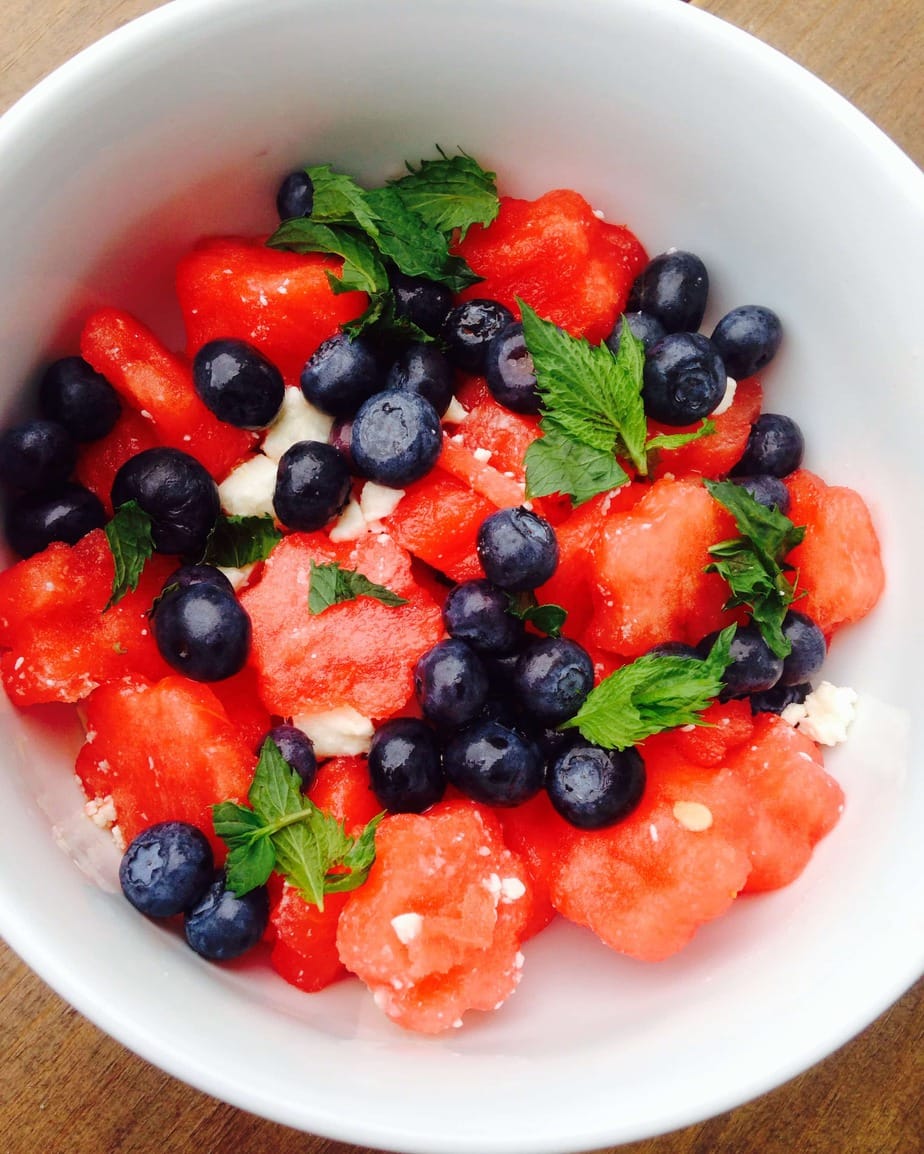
[{"xmin": 1, "ymin": 2, "xmax": 922, "ymax": 1151}]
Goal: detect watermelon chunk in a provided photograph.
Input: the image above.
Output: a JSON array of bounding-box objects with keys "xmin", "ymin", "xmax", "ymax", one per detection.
[
  {"xmin": 270, "ymin": 885, "xmax": 350, "ymax": 992},
  {"xmin": 75, "ymin": 407, "xmax": 159, "ymax": 516},
  {"xmin": 649, "ymin": 376, "xmax": 764, "ymax": 480}
]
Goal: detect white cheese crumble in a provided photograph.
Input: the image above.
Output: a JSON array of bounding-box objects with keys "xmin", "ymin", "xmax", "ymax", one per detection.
[
  {"xmin": 293, "ymin": 705, "xmax": 374, "ymax": 757},
  {"xmin": 672, "ymin": 800, "xmax": 714, "ymax": 832},
  {"xmin": 472, "ymin": 446, "xmax": 493, "ymax": 463},
  {"xmin": 84, "ymin": 795, "xmax": 116, "ymax": 830},
  {"xmin": 711, "ymin": 377, "xmax": 737, "ymax": 417},
  {"xmin": 261, "ymin": 387, "xmax": 334, "ymax": 462},
  {"xmin": 482, "ymin": 873, "xmax": 527, "ymax": 905},
  {"xmin": 390, "ymin": 912, "xmax": 424, "ymax": 944},
  {"xmin": 360, "ymin": 481, "xmax": 405, "ymax": 523},
  {"xmin": 217, "ymin": 454, "xmax": 278, "ymax": 518},
  {"xmin": 781, "ymin": 681, "xmax": 858, "ymax": 746},
  {"xmin": 217, "ymin": 563, "xmax": 256, "ymax": 592},
  {"xmin": 328, "ymin": 498, "xmax": 367, "ymax": 543},
  {"xmin": 442, "ymin": 396, "xmax": 469, "ymax": 424}
]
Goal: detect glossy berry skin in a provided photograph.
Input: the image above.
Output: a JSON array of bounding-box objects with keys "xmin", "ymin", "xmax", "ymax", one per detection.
[
  {"xmin": 733, "ymin": 475, "xmax": 791, "ymax": 514},
  {"xmin": 442, "ymin": 579, "xmax": 525, "ymax": 655},
  {"xmin": 546, "ymin": 741, "xmax": 646, "ymax": 830},
  {"xmin": 484, "ymin": 323, "xmax": 541, "ymax": 414},
  {"xmin": 443, "ymin": 719, "xmax": 544, "ymax": 807},
  {"xmin": 350, "ymin": 389, "xmax": 442, "ymax": 487},
  {"xmin": 119, "ymin": 821, "xmax": 214, "ymax": 918},
  {"xmin": 604, "ymin": 311, "xmax": 667, "ymax": 356},
  {"xmin": 750, "ymin": 680, "xmax": 810, "ymax": 716},
  {"xmin": 368, "ymin": 717, "xmax": 446, "ymax": 813},
  {"xmin": 192, "ymin": 339, "xmax": 285, "ymax": 429},
  {"xmin": 385, "ymin": 343, "xmax": 454, "ymax": 416},
  {"xmin": 276, "ymin": 169, "xmax": 314, "ymax": 220},
  {"xmin": 273, "ymin": 440, "xmax": 351, "ymax": 531},
  {"xmin": 39, "ymin": 356, "xmax": 121, "ymax": 442},
  {"xmin": 112, "ymin": 447, "xmax": 220, "ymax": 557},
  {"xmin": 328, "ymin": 417, "xmax": 355, "ymax": 470},
  {"xmin": 626, "ymin": 250, "xmax": 709, "ymax": 333},
  {"xmin": 732, "ymin": 413, "xmax": 804, "ymax": 478},
  {"xmin": 645, "ymin": 640, "xmax": 700, "ymax": 660},
  {"xmin": 267, "ymin": 723, "xmax": 317, "ymax": 789},
  {"xmin": 642, "ymin": 332, "xmax": 727, "ymax": 425},
  {"xmin": 5, "ymin": 483, "xmax": 106, "ymax": 558},
  {"xmin": 477, "ymin": 506, "xmax": 559, "ymax": 592},
  {"xmin": 711, "ymin": 305, "xmax": 783, "ymax": 380},
  {"xmin": 154, "ymin": 582, "xmax": 251, "ymax": 682},
  {"xmin": 441, "ymin": 299, "xmax": 514, "ymax": 374},
  {"xmin": 389, "ymin": 270, "xmax": 454, "ymax": 337},
  {"xmin": 512, "ymin": 637, "xmax": 595, "ymax": 725},
  {"xmin": 184, "ymin": 873, "xmax": 270, "ymax": 961},
  {"xmin": 300, "ymin": 333, "xmax": 385, "ymax": 418},
  {"xmin": 702, "ymin": 624, "xmax": 783, "ymax": 698},
  {"xmin": 164, "ymin": 563, "xmax": 234, "ymax": 595},
  {"xmin": 779, "ymin": 611, "xmax": 827, "ymax": 686},
  {"xmin": 414, "ymin": 638, "xmax": 489, "ymax": 728},
  {"xmin": 0, "ymin": 419, "xmax": 77, "ymax": 491}
]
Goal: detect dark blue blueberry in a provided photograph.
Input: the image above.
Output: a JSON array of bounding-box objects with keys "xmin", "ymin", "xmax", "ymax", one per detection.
[
  {"xmin": 604, "ymin": 311, "xmax": 668, "ymax": 356},
  {"xmin": 300, "ymin": 333, "xmax": 385, "ymax": 418},
  {"xmin": 476, "ymin": 507, "xmax": 559, "ymax": 592},
  {"xmin": 385, "ymin": 343, "xmax": 454, "ymax": 416},
  {"xmin": 750, "ymin": 680, "xmax": 811, "ymax": 715},
  {"xmin": 642, "ymin": 332, "xmax": 727, "ymax": 425},
  {"xmin": 512, "ymin": 637, "xmax": 595, "ymax": 725},
  {"xmin": 119, "ymin": 822, "xmax": 214, "ymax": 918},
  {"xmin": 350, "ymin": 389, "xmax": 442, "ymax": 487},
  {"xmin": 368, "ymin": 717, "xmax": 445, "ymax": 813},
  {"xmin": 184, "ymin": 873, "xmax": 269, "ymax": 961},
  {"xmin": 482, "ymin": 650, "xmax": 523, "ymax": 694},
  {"xmin": 711, "ymin": 305, "xmax": 783, "ymax": 380},
  {"xmin": 626, "ymin": 250, "xmax": 709, "ymax": 333},
  {"xmin": 276, "ymin": 169, "xmax": 314, "ymax": 220},
  {"xmin": 39, "ymin": 356, "xmax": 121, "ymax": 442},
  {"xmin": 733, "ymin": 475, "xmax": 791, "ymax": 514},
  {"xmin": 0, "ymin": 419, "xmax": 76, "ymax": 492},
  {"xmin": 484, "ymin": 323, "xmax": 541, "ymax": 414},
  {"xmin": 732, "ymin": 413, "xmax": 804, "ymax": 478},
  {"xmin": 645, "ymin": 641, "xmax": 700, "ymax": 660},
  {"xmin": 192, "ymin": 339, "xmax": 285, "ymax": 430},
  {"xmin": 5, "ymin": 483, "xmax": 105, "ymax": 557},
  {"xmin": 442, "ymin": 579, "xmax": 525, "ymax": 655},
  {"xmin": 154, "ymin": 582, "xmax": 251, "ymax": 682},
  {"xmin": 779, "ymin": 611, "xmax": 827, "ymax": 686},
  {"xmin": 700, "ymin": 624, "xmax": 783, "ymax": 697},
  {"xmin": 532, "ymin": 723, "xmax": 580, "ymax": 762},
  {"xmin": 546, "ymin": 741, "xmax": 646, "ymax": 830},
  {"xmin": 164, "ymin": 563, "xmax": 234, "ymax": 594},
  {"xmin": 477, "ymin": 694, "xmax": 527, "ymax": 734},
  {"xmin": 441, "ymin": 299, "xmax": 515, "ymax": 374},
  {"xmin": 112, "ymin": 447, "xmax": 219, "ymax": 557},
  {"xmin": 266, "ymin": 723, "xmax": 318, "ymax": 789},
  {"xmin": 328, "ymin": 417, "xmax": 355, "ymax": 470},
  {"xmin": 273, "ymin": 440, "xmax": 351, "ymax": 531},
  {"xmin": 443, "ymin": 719, "xmax": 544, "ymax": 807},
  {"xmin": 389, "ymin": 270, "xmax": 454, "ymax": 337},
  {"xmin": 414, "ymin": 638, "xmax": 489, "ymax": 728}
]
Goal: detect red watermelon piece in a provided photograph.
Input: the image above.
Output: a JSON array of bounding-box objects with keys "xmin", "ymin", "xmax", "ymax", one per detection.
[
  {"xmin": 270, "ymin": 885, "xmax": 350, "ymax": 993},
  {"xmin": 649, "ymin": 376, "xmax": 764, "ymax": 480}
]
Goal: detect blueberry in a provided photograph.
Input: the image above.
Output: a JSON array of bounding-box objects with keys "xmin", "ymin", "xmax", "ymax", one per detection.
[
  {"xmin": 5, "ymin": 483, "xmax": 105, "ymax": 557},
  {"xmin": 779, "ymin": 611, "xmax": 827, "ymax": 686},
  {"xmin": 328, "ymin": 417, "xmax": 355, "ymax": 470},
  {"xmin": 731, "ymin": 413, "xmax": 804, "ymax": 478},
  {"xmin": 442, "ymin": 579, "xmax": 525, "ymax": 655},
  {"xmin": 184, "ymin": 873, "xmax": 269, "ymax": 961},
  {"xmin": 546, "ymin": 741, "xmax": 646, "ymax": 830},
  {"xmin": 750, "ymin": 680, "xmax": 810, "ymax": 716},
  {"xmin": 642, "ymin": 333, "xmax": 727, "ymax": 425},
  {"xmin": 119, "ymin": 822, "xmax": 214, "ymax": 918},
  {"xmin": 112, "ymin": 447, "xmax": 219, "ymax": 557},
  {"xmin": 300, "ymin": 333, "xmax": 384, "ymax": 418},
  {"xmin": 604, "ymin": 311, "xmax": 668, "ymax": 356},
  {"xmin": 476, "ymin": 507, "xmax": 559, "ymax": 591},
  {"xmin": 626, "ymin": 250, "xmax": 709, "ymax": 333},
  {"xmin": 164, "ymin": 563, "xmax": 234, "ymax": 594},
  {"xmin": 443, "ymin": 719, "xmax": 544, "ymax": 807},
  {"xmin": 192, "ymin": 339, "xmax": 285, "ymax": 430},
  {"xmin": 711, "ymin": 305, "xmax": 783, "ymax": 380},
  {"xmin": 350, "ymin": 389, "xmax": 442, "ymax": 488},
  {"xmin": 0, "ymin": 419, "xmax": 76, "ymax": 491},
  {"xmin": 154, "ymin": 582, "xmax": 251, "ymax": 682},
  {"xmin": 645, "ymin": 641, "xmax": 700, "ymax": 660},
  {"xmin": 385, "ymin": 343, "xmax": 454, "ymax": 416},
  {"xmin": 414, "ymin": 638, "xmax": 489, "ymax": 728},
  {"xmin": 441, "ymin": 299, "xmax": 514, "ymax": 374},
  {"xmin": 484, "ymin": 323, "xmax": 541, "ymax": 414},
  {"xmin": 39, "ymin": 356, "xmax": 121, "ymax": 442},
  {"xmin": 266, "ymin": 723, "xmax": 317, "ymax": 789},
  {"xmin": 389, "ymin": 270, "xmax": 454, "ymax": 337},
  {"xmin": 273, "ymin": 440, "xmax": 351, "ymax": 531},
  {"xmin": 276, "ymin": 169, "xmax": 314, "ymax": 220},
  {"xmin": 368, "ymin": 717, "xmax": 446, "ymax": 813},
  {"xmin": 512, "ymin": 637, "xmax": 595, "ymax": 725},
  {"xmin": 701, "ymin": 624, "xmax": 783, "ymax": 697},
  {"xmin": 733, "ymin": 475, "xmax": 791, "ymax": 514}
]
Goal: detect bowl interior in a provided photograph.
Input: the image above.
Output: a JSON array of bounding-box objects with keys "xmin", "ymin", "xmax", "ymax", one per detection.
[{"xmin": 0, "ymin": 0, "xmax": 922, "ymax": 1150}]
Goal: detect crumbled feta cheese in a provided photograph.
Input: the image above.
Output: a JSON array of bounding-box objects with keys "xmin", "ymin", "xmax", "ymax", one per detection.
[
  {"xmin": 390, "ymin": 912, "xmax": 424, "ymax": 944},
  {"xmin": 328, "ymin": 498, "xmax": 368, "ymax": 543},
  {"xmin": 84, "ymin": 795, "xmax": 116, "ymax": 830},
  {"xmin": 442, "ymin": 396, "xmax": 469, "ymax": 424},
  {"xmin": 711, "ymin": 377, "xmax": 737, "ymax": 417},
  {"xmin": 217, "ymin": 563, "xmax": 256, "ymax": 591},
  {"xmin": 218, "ymin": 454, "xmax": 278, "ymax": 518},
  {"xmin": 499, "ymin": 876, "xmax": 526, "ymax": 903},
  {"xmin": 472, "ymin": 446, "xmax": 493, "ymax": 463},
  {"xmin": 261, "ymin": 386, "xmax": 334, "ymax": 462},
  {"xmin": 293, "ymin": 705, "xmax": 374, "ymax": 757},
  {"xmin": 672, "ymin": 800, "xmax": 714, "ymax": 832},
  {"xmin": 782, "ymin": 681, "xmax": 858, "ymax": 746},
  {"xmin": 360, "ymin": 481, "xmax": 404, "ymax": 523}
]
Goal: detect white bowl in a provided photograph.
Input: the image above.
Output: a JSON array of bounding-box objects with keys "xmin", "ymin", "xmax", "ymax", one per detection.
[{"xmin": 0, "ymin": 0, "xmax": 922, "ymax": 1150}]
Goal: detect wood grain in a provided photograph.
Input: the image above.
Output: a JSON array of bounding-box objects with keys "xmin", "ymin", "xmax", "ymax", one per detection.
[{"xmin": 1, "ymin": 2, "xmax": 922, "ymax": 1152}]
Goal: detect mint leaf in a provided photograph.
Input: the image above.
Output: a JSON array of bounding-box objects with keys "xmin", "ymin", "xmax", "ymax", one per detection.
[
  {"xmin": 212, "ymin": 801, "xmax": 276, "ymax": 893},
  {"xmin": 308, "ymin": 560, "xmax": 409, "ymax": 615},
  {"xmin": 390, "ymin": 149, "xmax": 499, "ymax": 239},
  {"xmin": 524, "ymin": 422, "xmax": 629, "ymax": 505},
  {"xmin": 104, "ymin": 501, "xmax": 155, "ymax": 611},
  {"xmin": 268, "ymin": 219, "xmax": 389, "ymax": 296},
  {"xmin": 302, "ymin": 164, "xmax": 381, "ymax": 232},
  {"xmin": 202, "ymin": 513, "xmax": 282, "ymax": 568},
  {"xmin": 561, "ymin": 625, "xmax": 736, "ymax": 749},
  {"xmin": 645, "ymin": 419, "xmax": 716, "ymax": 455},
  {"xmin": 323, "ymin": 813, "xmax": 383, "ymax": 893},
  {"xmin": 506, "ymin": 592, "xmax": 568, "ymax": 639}
]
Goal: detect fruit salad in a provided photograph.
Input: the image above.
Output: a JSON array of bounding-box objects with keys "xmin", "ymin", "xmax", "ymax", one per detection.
[{"xmin": 0, "ymin": 152, "xmax": 884, "ymax": 1033}]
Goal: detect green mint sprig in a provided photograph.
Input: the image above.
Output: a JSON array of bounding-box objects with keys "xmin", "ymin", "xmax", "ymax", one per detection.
[
  {"xmin": 104, "ymin": 501, "xmax": 155, "ymax": 611},
  {"xmin": 505, "ymin": 592, "xmax": 568, "ymax": 639},
  {"xmin": 202, "ymin": 513, "xmax": 282, "ymax": 568},
  {"xmin": 308, "ymin": 560, "xmax": 408, "ymax": 615}
]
